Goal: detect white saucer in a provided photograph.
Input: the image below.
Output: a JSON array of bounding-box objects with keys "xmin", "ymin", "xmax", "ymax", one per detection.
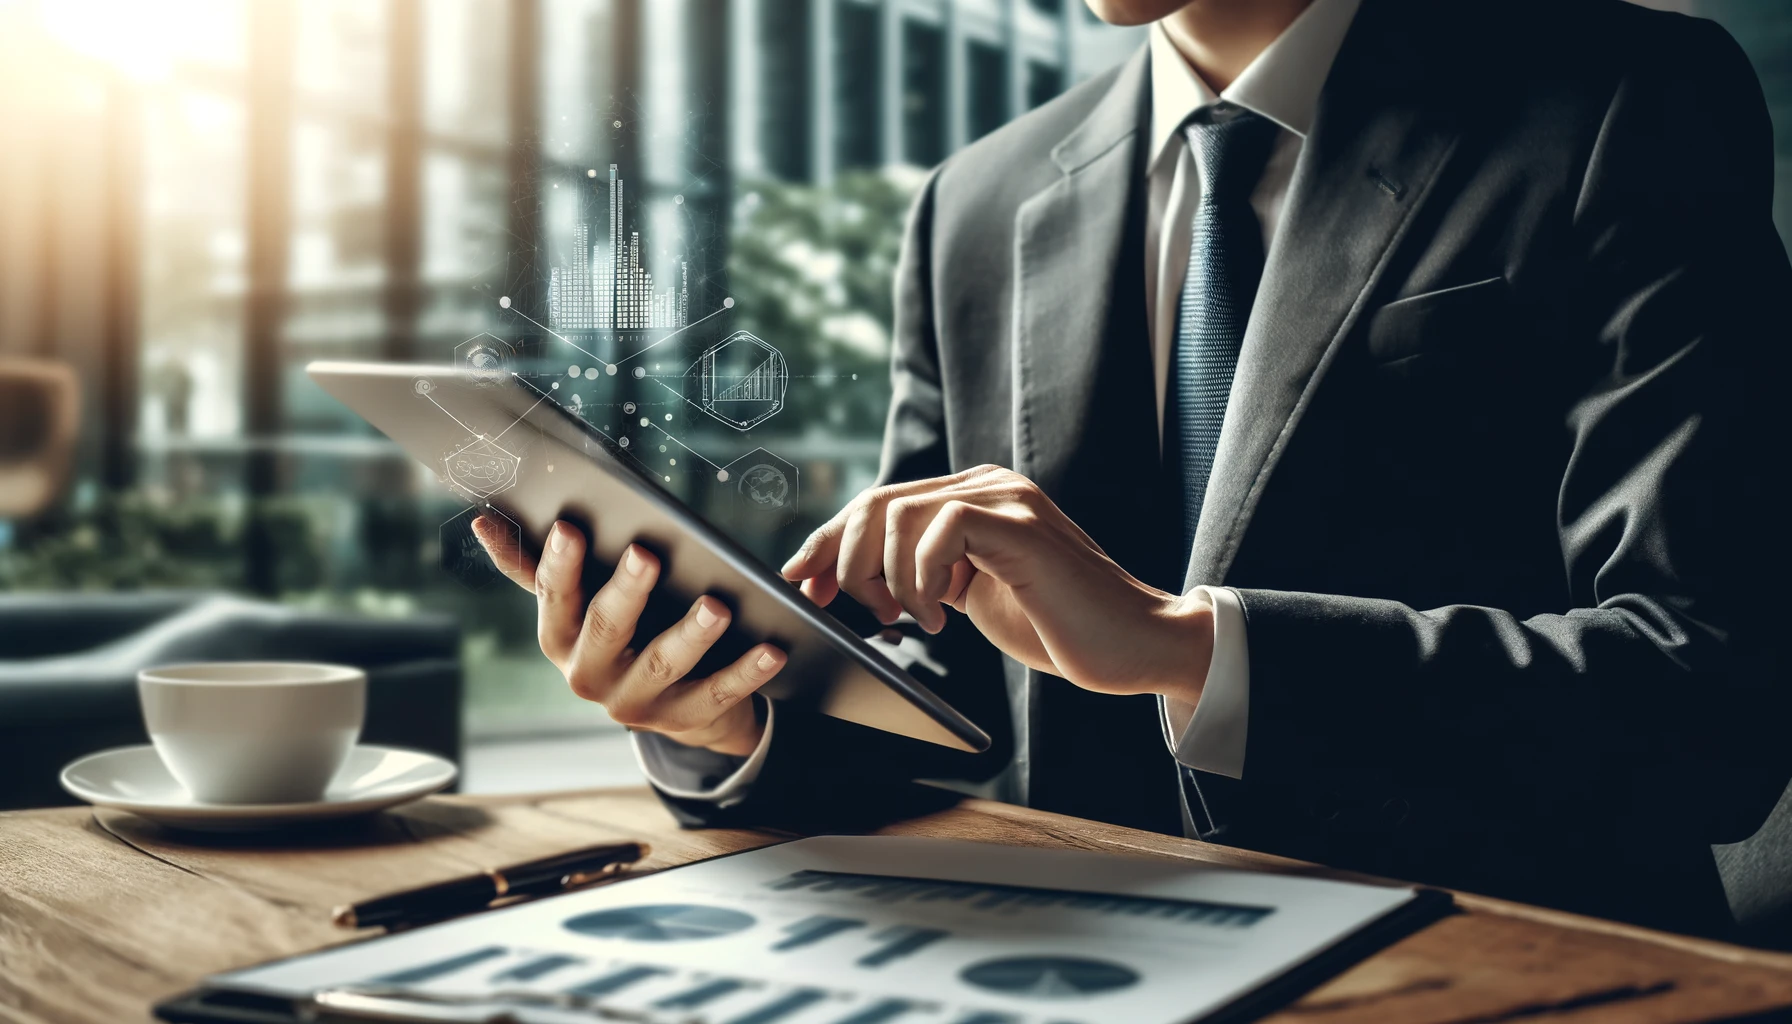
[{"xmin": 59, "ymin": 744, "xmax": 458, "ymax": 831}]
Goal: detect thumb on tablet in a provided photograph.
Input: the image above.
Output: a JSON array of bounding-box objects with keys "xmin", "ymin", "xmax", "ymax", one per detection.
[{"xmin": 473, "ymin": 515, "xmax": 538, "ymax": 594}]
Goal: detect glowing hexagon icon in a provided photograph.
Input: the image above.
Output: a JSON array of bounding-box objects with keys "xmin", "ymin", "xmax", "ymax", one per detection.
[
  {"xmin": 443, "ymin": 435, "xmax": 520, "ymax": 501},
  {"xmin": 455, "ymin": 333, "xmax": 516, "ymax": 386},
  {"xmin": 684, "ymin": 330, "xmax": 788, "ymax": 431},
  {"xmin": 440, "ymin": 503, "xmax": 521, "ymax": 591},
  {"xmin": 725, "ymin": 447, "xmax": 798, "ymax": 527}
]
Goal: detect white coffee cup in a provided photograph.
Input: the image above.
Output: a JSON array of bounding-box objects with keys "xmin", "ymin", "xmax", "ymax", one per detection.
[{"xmin": 138, "ymin": 662, "xmax": 367, "ymax": 804}]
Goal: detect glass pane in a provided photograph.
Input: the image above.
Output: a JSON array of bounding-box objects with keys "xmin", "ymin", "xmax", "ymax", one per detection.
[
  {"xmin": 834, "ymin": 0, "xmax": 883, "ymax": 170},
  {"xmin": 295, "ymin": 0, "xmax": 386, "ymax": 110},
  {"xmin": 901, "ymin": 18, "xmax": 946, "ymax": 167},
  {"xmin": 759, "ymin": 0, "xmax": 814, "ymax": 181},
  {"xmin": 424, "ymin": 0, "xmax": 508, "ymax": 142},
  {"xmin": 1026, "ymin": 59, "xmax": 1063, "ymax": 110},
  {"xmin": 141, "ymin": 91, "xmax": 247, "ymax": 451},
  {"xmin": 967, "ymin": 39, "xmax": 1008, "ymax": 143}
]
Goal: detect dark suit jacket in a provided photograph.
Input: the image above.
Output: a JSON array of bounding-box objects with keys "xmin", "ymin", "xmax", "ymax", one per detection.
[{"xmin": 659, "ymin": 0, "xmax": 1792, "ymax": 939}]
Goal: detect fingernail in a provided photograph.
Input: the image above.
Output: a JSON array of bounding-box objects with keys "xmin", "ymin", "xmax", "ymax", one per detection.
[
  {"xmin": 624, "ymin": 546, "xmax": 646, "ymax": 576},
  {"xmin": 756, "ymin": 650, "xmax": 777, "ymax": 672},
  {"xmin": 695, "ymin": 600, "xmax": 720, "ymax": 628},
  {"xmin": 549, "ymin": 522, "xmax": 568, "ymax": 553}
]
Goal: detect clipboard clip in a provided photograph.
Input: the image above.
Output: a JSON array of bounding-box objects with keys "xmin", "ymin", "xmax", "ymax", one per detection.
[{"xmin": 302, "ymin": 987, "xmax": 698, "ymax": 1024}]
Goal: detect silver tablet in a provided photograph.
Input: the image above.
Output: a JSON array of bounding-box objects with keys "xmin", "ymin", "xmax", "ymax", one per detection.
[{"xmin": 308, "ymin": 360, "xmax": 990, "ymax": 753}]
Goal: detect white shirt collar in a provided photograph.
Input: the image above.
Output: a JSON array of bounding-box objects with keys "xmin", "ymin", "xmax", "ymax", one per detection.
[{"xmin": 1148, "ymin": 0, "xmax": 1364, "ymax": 172}]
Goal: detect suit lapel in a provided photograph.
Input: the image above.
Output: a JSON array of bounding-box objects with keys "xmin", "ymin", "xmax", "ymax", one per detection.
[
  {"xmin": 1012, "ymin": 48, "xmax": 1164, "ymax": 574},
  {"xmin": 1007, "ymin": 49, "xmax": 1191, "ymax": 833},
  {"xmin": 1186, "ymin": 0, "xmax": 1463, "ymax": 589}
]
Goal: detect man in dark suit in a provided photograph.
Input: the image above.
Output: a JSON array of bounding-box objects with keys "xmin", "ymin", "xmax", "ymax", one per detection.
[{"xmin": 477, "ymin": 0, "xmax": 1792, "ymax": 938}]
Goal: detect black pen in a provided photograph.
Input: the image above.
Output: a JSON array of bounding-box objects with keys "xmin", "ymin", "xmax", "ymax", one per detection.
[{"xmin": 332, "ymin": 841, "xmax": 650, "ymax": 930}]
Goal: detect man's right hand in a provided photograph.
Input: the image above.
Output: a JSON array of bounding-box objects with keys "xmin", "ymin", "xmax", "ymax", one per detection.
[{"xmin": 472, "ymin": 517, "xmax": 784, "ymax": 757}]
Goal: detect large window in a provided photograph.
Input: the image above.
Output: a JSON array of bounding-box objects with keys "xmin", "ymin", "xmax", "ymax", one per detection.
[
  {"xmin": 833, "ymin": 1, "xmax": 884, "ymax": 171},
  {"xmin": 1025, "ymin": 59, "xmax": 1063, "ymax": 111},
  {"xmin": 967, "ymin": 40, "xmax": 1009, "ymax": 143},
  {"xmin": 0, "ymin": 0, "xmax": 1142, "ymax": 749},
  {"xmin": 757, "ymin": 0, "xmax": 814, "ymax": 182},
  {"xmin": 901, "ymin": 19, "xmax": 947, "ymax": 167}
]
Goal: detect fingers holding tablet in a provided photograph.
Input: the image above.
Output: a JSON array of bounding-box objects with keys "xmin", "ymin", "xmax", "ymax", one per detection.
[
  {"xmin": 472, "ymin": 515, "xmax": 539, "ymax": 593},
  {"xmin": 654, "ymin": 643, "xmax": 786, "ymax": 756},
  {"xmin": 598, "ymin": 595, "xmax": 727, "ymax": 715},
  {"xmin": 604, "ymin": 596, "xmax": 780, "ymax": 757},
  {"xmin": 566, "ymin": 542, "xmax": 659, "ymax": 678},
  {"xmin": 473, "ymin": 518, "xmax": 778, "ymax": 756},
  {"xmin": 532, "ymin": 521, "xmax": 599, "ymax": 667}
]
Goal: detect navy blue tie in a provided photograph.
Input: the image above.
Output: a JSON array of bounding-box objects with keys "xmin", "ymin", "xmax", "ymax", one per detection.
[{"xmin": 1164, "ymin": 107, "xmax": 1280, "ymax": 579}]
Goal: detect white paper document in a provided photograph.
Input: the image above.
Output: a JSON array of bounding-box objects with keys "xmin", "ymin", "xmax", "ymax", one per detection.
[{"xmin": 217, "ymin": 836, "xmax": 1428, "ymax": 1024}]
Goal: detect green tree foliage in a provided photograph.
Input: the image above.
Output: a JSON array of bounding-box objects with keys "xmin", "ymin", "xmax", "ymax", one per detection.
[
  {"xmin": 0, "ymin": 494, "xmax": 323, "ymax": 592},
  {"xmin": 727, "ymin": 170, "xmax": 921, "ymax": 439}
]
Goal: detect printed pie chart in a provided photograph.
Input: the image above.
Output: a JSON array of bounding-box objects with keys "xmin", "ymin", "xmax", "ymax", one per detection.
[
  {"xmin": 960, "ymin": 956, "xmax": 1141, "ymax": 999},
  {"xmin": 564, "ymin": 904, "xmax": 756, "ymax": 943}
]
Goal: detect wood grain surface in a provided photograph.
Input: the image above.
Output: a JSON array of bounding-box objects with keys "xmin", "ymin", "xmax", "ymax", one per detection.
[{"xmin": 3, "ymin": 788, "xmax": 1792, "ymax": 1023}]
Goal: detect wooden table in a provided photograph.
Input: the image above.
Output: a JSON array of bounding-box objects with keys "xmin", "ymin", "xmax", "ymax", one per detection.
[{"xmin": 5, "ymin": 788, "xmax": 1792, "ymax": 1024}]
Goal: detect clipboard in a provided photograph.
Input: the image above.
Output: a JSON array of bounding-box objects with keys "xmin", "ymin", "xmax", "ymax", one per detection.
[{"xmin": 154, "ymin": 837, "xmax": 1453, "ymax": 1024}]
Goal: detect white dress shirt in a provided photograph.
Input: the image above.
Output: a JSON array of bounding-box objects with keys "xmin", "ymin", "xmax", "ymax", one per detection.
[
  {"xmin": 635, "ymin": 0, "xmax": 1363, "ymax": 801},
  {"xmin": 1148, "ymin": 0, "xmax": 1361, "ymax": 779}
]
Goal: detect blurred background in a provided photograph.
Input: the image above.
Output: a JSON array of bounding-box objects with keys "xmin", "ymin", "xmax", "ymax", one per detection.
[
  {"xmin": 0, "ymin": 0, "xmax": 1143, "ymax": 796},
  {"xmin": 0, "ymin": 0, "xmax": 1786, "ymax": 799}
]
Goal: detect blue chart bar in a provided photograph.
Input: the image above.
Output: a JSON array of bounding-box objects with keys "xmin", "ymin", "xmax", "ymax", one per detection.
[
  {"xmin": 768, "ymin": 870, "xmax": 1275, "ymax": 928},
  {"xmin": 725, "ymin": 988, "xmax": 830, "ymax": 1024},
  {"xmin": 857, "ymin": 926, "xmax": 949, "ymax": 968},
  {"xmin": 371, "ymin": 946, "xmax": 507, "ymax": 985},
  {"xmin": 833, "ymin": 999, "xmax": 916, "ymax": 1024},
  {"xmin": 567, "ymin": 964, "xmax": 669, "ymax": 997},
  {"xmin": 655, "ymin": 978, "xmax": 749, "ymax": 1009},
  {"xmin": 491, "ymin": 954, "xmax": 582, "ymax": 983},
  {"xmin": 774, "ymin": 915, "xmax": 866, "ymax": 952}
]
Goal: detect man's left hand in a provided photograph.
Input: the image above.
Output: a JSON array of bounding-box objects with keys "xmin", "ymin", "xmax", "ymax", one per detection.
[{"xmin": 781, "ymin": 465, "xmax": 1214, "ymax": 705}]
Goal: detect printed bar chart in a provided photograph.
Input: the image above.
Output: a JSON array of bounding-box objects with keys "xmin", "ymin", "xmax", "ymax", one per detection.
[
  {"xmin": 489, "ymin": 953, "xmax": 581, "ymax": 983},
  {"xmin": 766, "ymin": 870, "xmax": 1275, "ymax": 928},
  {"xmin": 370, "ymin": 946, "xmax": 507, "ymax": 985},
  {"xmin": 564, "ymin": 964, "xmax": 668, "ymax": 997},
  {"xmin": 721, "ymin": 987, "xmax": 829, "ymax": 1024},
  {"xmin": 775, "ymin": 915, "xmax": 867, "ymax": 952},
  {"xmin": 858, "ymin": 926, "xmax": 950, "ymax": 968},
  {"xmin": 836, "ymin": 998, "xmax": 920, "ymax": 1024},
  {"xmin": 653, "ymin": 977, "xmax": 751, "ymax": 1009},
  {"xmin": 256, "ymin": 837, "xmax": 1421, "ymax": 1024}
]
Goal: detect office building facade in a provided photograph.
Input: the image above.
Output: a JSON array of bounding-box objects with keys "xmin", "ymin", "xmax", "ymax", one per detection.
[{"xmin": 730, "ymin": 0, "xmax": 1143, "ymax": 182}]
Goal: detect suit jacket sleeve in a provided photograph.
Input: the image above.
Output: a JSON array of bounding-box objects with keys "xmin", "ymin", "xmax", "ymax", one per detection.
[
  {"xmin": 654, "ymin": 167, "xmax": 1015, "ymax": 830},
  {"xmin": 1236, "ymin": 21, "xmax": 1792, "ymax": 848}
]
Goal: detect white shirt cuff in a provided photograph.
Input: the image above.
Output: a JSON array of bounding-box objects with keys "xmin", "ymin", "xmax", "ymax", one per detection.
[
  {"xmin": 631, "ymin": 698, "xmax": 775, "ymax": 808},
  {"xmin": 1160, "ymin": 585, "xmax": 1250, "ymax": 779}
]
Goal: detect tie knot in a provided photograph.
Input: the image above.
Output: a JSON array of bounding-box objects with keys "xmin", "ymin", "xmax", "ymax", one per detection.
[{"xmin": 1185, "ymin": 107, "xmax": 1280, "ymax": 200}]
